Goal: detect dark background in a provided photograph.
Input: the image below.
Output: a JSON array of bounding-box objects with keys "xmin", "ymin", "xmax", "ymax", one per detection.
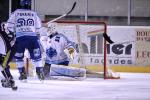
[{"xmin": 0, "ymin": 0, "xmax": 20, "ymax": 21}]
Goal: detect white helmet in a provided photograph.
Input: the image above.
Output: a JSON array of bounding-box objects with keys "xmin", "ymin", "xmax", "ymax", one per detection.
[{"xmin": 47, "ymin": 22, "xmax": 58, "ymax": 35}]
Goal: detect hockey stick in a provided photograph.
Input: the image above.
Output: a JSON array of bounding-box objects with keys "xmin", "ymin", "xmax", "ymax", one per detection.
[
  {"xmin": 47, "ymin": 2, "xmax": 77, "ymax": 25},
  {"xmin": 1, "ymin": 70, "xmax": 18, "ymax": 90},
  {"xmin": 103, "ymin": 33, "xmax": 114, "ymax": 44},
  {"xmin": 1, "ymin": 47, "xmax": 18, "ymax": 90},
  {"xmin": 0, "ymin": 32, "xmax": 17, "ymax": 90},
  {"xmin": 0, "ymin": 48, "xmax": 18, "ymax": 90}
]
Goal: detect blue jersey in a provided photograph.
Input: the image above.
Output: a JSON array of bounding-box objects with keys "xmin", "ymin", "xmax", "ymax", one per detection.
[{"xmin": 6, "ymin": 9, "xmax": 41, "ymax": 38}]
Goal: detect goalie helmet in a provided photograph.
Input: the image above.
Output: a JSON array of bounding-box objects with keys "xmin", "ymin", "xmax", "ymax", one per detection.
[
  {"xmin": 20, "ymin": 0, "xmax": 31, "ymax": 9},
  {"xmin": 47, "ymin": 22, "xmax": 58, "ymax": 35}
]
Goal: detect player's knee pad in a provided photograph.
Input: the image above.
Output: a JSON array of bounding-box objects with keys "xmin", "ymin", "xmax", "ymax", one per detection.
[{"xmin": 30, "ymin": 48, "xmax": 42, "ymax": 59}]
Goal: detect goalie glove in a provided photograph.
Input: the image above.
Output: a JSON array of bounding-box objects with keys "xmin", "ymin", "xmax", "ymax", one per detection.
[
  {"xmin": 68, "ymin": 48, "xmax": 74, "ymax": 60},
  {"xmin": 68, "ymin": 48, "xmax": 74, "ymax": 55}
]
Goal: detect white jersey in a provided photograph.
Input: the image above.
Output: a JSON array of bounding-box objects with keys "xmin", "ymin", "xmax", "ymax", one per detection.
[
  {"xmin": 6, "ymin": 9, "xmax": 41, "ymax": 38},
  {"xmin": 41, "ymin": 32, "xmax": 75, "ymax": 64}
]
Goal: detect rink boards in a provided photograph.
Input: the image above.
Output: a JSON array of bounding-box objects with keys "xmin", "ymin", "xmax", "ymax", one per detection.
[{"xmin": 9, "ymin": 26, "xmax": 150, "ymax": 73}]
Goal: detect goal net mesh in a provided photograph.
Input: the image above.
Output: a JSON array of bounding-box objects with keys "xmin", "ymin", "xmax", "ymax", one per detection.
[
  {"xmin": 46, "ymin": 21, "xmax": 119, "ymax": 79},
  {"xmin": 26, "ymin": 21, "xmax": 120, "ymax": 79}
]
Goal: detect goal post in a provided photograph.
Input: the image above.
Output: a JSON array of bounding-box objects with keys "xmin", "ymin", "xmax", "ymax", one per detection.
[
  {"xmin": 26, "ymin": 21, "xmax": 120, "ymax": 79},
  {"xmin": 55, "ymin": 21, "xmax": 119, "ymax": 79}
]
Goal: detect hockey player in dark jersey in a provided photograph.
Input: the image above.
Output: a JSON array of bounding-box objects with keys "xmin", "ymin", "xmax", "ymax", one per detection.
[{"xmin": 0, "ymin": 21, "xmax": 17, "ymax": 89}]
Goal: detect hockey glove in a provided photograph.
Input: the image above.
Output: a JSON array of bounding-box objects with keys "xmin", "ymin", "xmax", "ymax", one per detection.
[
  {"xmin": 68, "ymin": 48, "xmax": 74, "ymax": 60},
  {"xmin": 68, "ymin": 48, "xmax": 74, "ymax": 55}
]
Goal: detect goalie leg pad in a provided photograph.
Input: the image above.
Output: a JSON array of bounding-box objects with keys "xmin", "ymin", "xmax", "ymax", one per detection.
[{"xmin": 48, "ymin": 64, "xmax": 86, "ymax": 80}]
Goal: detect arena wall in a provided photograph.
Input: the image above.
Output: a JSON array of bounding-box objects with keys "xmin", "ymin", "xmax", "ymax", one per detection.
[{"xmin": 10, "ymin": 26, "xmax": 150, "ymax": 73}]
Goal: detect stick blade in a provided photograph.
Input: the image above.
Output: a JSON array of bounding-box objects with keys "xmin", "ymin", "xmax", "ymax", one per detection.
[
  {"xmin": 67, "ymin": 2, "xmax": 77, "ymax": 15},
  {"xmin": 103, "ymin": 33, "xmax": 114, "ymax": 44}
]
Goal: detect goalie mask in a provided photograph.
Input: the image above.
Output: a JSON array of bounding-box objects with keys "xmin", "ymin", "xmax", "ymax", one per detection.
[
  {"xmin": 47, "ymin": 23, "xmax": 58, "ymax": 35},
  {"xmin": 20, "ymin": 0, "xmax": 31, "ymax": 9}
]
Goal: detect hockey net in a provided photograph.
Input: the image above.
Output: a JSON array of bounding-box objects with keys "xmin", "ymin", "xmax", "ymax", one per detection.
[{"xmin": 26, "ymin": 21, "xmax": 120, "ymax": 79}]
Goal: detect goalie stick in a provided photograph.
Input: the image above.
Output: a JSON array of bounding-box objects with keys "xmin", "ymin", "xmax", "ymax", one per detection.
[{"xmin": 47, "ymin": 2, "xmax": 77, "ymax": 25}]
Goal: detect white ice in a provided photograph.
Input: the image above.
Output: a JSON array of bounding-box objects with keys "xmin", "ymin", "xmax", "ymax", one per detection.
[{"xmin": 0, "ymin": 70, "xmax": 150, "ymax": 100}]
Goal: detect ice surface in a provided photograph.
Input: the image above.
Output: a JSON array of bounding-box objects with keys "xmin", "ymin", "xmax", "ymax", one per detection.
[{"xmin": 0, "ymin": 70, "xmax": 150, "ymax": 100}]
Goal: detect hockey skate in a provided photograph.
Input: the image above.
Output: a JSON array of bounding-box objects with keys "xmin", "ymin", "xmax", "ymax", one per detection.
[
  {"xmin": 1, "ymin": 78, "xmax": 15, "ymax": 88},
  {"xmin": 1, "ymin": 77, "xmax": 18, "ymax": 90},
  {"xmin": 18, "ymin": 67, "xmax": 27, "ymax": 81},
  {"xmin": 36, "ymin": 67, "xmax": 45, "ymax": 81},
  {"xmin": 19, "ymin": 72, "xmax": 27, "ymax": 80},
  {"xmin": 43, "ymin": 63, "xmax": 50, "ymax": 78}
]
